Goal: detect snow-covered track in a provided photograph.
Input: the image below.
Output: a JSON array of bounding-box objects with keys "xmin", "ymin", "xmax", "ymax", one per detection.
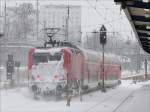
[
  {"xmin": 111, "ymin": 90, "xmax": 135, "ymax": 112},
  {"xmin": 84, "ymin": 83, "xmax": 136, "ymax": 112},
  {"xmin": 84, "ymin": 89, "xmax": 123, "ymax": 112}
]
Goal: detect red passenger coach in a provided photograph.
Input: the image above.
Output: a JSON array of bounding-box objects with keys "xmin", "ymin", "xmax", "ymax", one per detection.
[
  {"xmin": 28, "ymin": 45, "xmax": 121, "ymax": 98},
  {"xmin": 81, "ymin": 49, "xmax": 121, "ymax": 88}
]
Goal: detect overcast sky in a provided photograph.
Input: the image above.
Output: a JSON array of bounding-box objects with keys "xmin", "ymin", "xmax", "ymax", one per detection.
[{"xmin": 0, "ymin": 0, "xmax": 136, "ymax": 41}]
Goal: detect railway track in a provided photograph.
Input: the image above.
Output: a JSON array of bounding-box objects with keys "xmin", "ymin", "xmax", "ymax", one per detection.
[
  {"xmin": 84, "ymin": 89, "xmax": 123, "ymax": 112},
  {"xmin": 111, "ymin": 90, "xmax": 135, "ymax": 112},
  {"xmin": 84, "ymin": 85, "xmax": 136, "ymax": 112},
  {"xmin": 59, "ymin": 84, "xmax": 119, "ymax": 101}
]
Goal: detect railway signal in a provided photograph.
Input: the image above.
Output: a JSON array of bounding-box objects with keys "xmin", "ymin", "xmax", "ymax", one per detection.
[
  {"xmin": 100, "ymin": 25, "xmax": 107, "ymax": 92},
  {"xmin": 100, "ymin": 25, "xmax": 107, "ymax": 45}
]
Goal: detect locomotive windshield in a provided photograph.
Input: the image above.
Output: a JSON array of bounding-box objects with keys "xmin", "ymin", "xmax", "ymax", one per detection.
[
  {"xmin": 32, "ymin": 52, "xmax": 62, "ymax": 65},
  {"xmin": 49, "ymin": 52, "xmax": 62, "ymax": 61},
  {"xmin": 32, "ymin": 53, "xmax": 49, "ymax": 65}
]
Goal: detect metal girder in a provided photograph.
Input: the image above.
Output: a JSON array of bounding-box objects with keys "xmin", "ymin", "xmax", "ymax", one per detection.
[
  {"xmin": 126, "ymin": 1, "xmax": 150, "ymax": 9},
  {"xmin": 114, "ymin": 0, "xmax": 150, "ymax": 54},
  {"xmin": 131, "ymin": 15, "xmax": 150, "ymax": 22},
  {"xmin": 138, "ymin": 32, "xmax": 150, "ymax": 37},
  {"xmin": 135, "ymin": 25, "xmax": 150, "ymax": 32},
  {"xmin": 139, "ymin": 38, "xmax": 150, "ymax": 42},
  {"xmin": 143, "ymin": 47, "xmax": 150, "ymax": 54},
  {"xmin": 134, "ymin": 21, "xmax": 150, "ymax": 26}
]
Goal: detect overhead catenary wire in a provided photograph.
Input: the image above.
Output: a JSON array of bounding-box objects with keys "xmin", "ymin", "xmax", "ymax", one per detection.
[
  {"xmin": 86, "ymin": 0, "xmax": 106, "ymax": 22},
  {"xmin": 2, "ymin": 0, "xmax": 131, "ymax": 41},
  {"xmin": 96, "ymin": 0, "xmax": 117, "ymax": 15},
  {"xmin": 86, "ymin": 0, "xmax": 118, "ymax": 30},
  {"xmin": 3, "ymin": 0, "xmax": 125, "ymax": 29},
  {"xmin": 86, "ymin": 0, "xmax": 125, "ymax": 33}
]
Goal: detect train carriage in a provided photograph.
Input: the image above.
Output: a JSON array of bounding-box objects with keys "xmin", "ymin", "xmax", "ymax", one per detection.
[
  {"xmin": 81, "ymin": 49, "xmax": 121, "ymax": 89},
  {"xmin": 28, "ymin": 45, "xmax": 121, "ymax": 98}
]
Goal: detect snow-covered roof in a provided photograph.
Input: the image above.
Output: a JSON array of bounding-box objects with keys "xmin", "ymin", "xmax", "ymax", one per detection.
[
  {"xmin": 34, "ymin": 47, "xmax": 62, "ymax": 53},
  {"xmin": 34, "ymin": 47, "xmax": 73, "ymax": 54}
]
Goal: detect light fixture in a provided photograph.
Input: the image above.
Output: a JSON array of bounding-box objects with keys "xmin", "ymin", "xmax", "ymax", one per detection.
[
  {"xmin": 146, "ymin": 25, "xmax": 150, "ymax": 29},
  {"xmin": 143, "ymin": 0, "xmax": 149, "ymax": 3},
  {"xmin": 144, "ymin": 9, "xmax": 150, "ymax": 12},
  {"xmin": 145, "ymin": 13, "xmax": 150, "ymax": 18}
]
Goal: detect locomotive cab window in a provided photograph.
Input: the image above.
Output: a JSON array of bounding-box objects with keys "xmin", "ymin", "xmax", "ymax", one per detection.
[
  {"xmin": 32, "ymin": 53, "xmax": 49, "ymax": 65},
  {"xmin": 49, "ymin": 52, "xmax": 62, "ymax": 61}
]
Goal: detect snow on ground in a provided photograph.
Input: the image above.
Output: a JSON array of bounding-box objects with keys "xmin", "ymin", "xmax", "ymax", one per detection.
[
  {"xmin": 1, "ymin": 80, "xmax": 150, "ymax": 112},
  {"xmin": 0, "ymin": 66, "xmax": 28, "ymax": 89},
  {"xmin": 115, "ymin": 82, "xmax": 150, "ymax": 112}
]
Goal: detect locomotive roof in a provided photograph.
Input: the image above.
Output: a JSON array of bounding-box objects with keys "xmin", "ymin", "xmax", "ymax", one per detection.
[
  {"xmin": 34, "ymin": 46, "xmax": 79, "ymax": 54},
  {"xmin": 35, "ymin": 47, "xmax": 60, "ymax": 52},
  {"xmin": 34, "ymin": 47, "xmax": 65, "ymax": 53}
]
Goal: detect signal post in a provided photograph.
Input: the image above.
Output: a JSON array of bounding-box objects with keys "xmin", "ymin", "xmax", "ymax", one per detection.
[{"xmin": 100, "ymin": 25, "xmax": 107, "ymax": 92}]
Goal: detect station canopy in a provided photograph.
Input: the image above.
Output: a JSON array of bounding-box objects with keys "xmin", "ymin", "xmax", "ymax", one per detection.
[{"xmin": 114, "ymin": 0, "xmax": 150, "ymax": 53}]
